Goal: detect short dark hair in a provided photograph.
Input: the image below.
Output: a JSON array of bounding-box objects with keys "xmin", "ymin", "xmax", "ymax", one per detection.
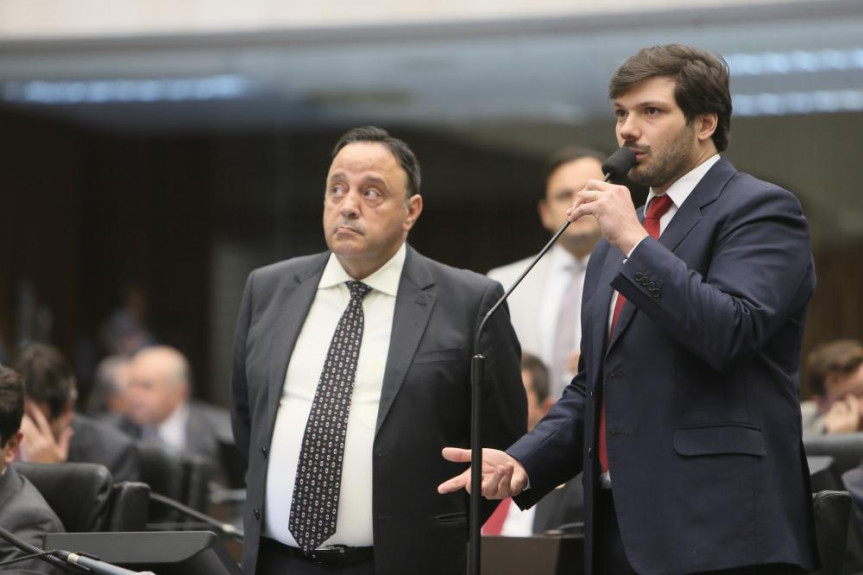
[
  {"xmin": 807, "ymin": 340, "xmax": 863, "ymax": 396},
  {"xmin": 13, "ymin": 343, "xmax": 76, "ymax": 420},
  {"xmin": 332, "ymin": 126, "xmax": 421, "ymax": 198},
  {"xmin": 609, "ymin": 44, "xmax": 732, "ymax": 152},
  {"xmin": 0, "ymin": 366, "xmax": 25, "ymax": 447},
  {"xmin": 540, "ymin": 147, "xmax": 606, "ymax": 200},
  {"xmin": 521, "ymin": 353, "xmax": 550, "ymax": 404}
]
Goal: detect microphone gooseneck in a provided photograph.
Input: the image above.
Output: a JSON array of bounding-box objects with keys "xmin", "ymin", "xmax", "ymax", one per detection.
[{"xmin": 467, "ymin": 146, "xmax": 638, "ymax": 575}]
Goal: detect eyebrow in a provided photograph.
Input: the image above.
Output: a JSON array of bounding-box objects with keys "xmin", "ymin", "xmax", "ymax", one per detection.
[{"xmin": 613, "ymin": 99, "xmax": 671, "ymax": 109}]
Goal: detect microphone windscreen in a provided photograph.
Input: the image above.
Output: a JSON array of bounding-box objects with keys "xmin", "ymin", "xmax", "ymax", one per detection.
[{"xmin": 601, "ymin": 147, "xmax": 637, "ymax": 183}]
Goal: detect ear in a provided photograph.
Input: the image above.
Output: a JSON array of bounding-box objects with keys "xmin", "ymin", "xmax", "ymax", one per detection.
[
  {"xmin": 404, "ymin": 194, "xmax": 423, "ymax": 231},
  {"xmin": 3, "ymin": 431, "xmax": 23, "ymax": 464},
  {"xmin": 696, "ymin": 112, "xmax": 718, "ymax": 143}
]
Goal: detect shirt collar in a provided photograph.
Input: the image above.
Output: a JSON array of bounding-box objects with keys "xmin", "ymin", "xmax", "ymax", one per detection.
[
  {"xmin": 549, "ymin": 243, "xmax": 590, "ymax": 275},
  {"xmin": 319, "ymin": 243, "xmax": 406, "ymax": 297},
  {"xmin": 645, "ymin": 154, "xmax": 721, "ymax": 213}
]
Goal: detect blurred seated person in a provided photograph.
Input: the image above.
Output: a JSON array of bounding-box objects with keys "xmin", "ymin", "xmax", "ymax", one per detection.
[
  {"xmin": 13, "ymin": 343, "xmax": 140, "ymax": 482},
  {"xmin": 801, "ymin": 339, "xmax": 863, "ymax": 436},
  {"xmin": 0, "ymin": 366, "xmax": 66, "ymax": 575},
  {"xmin": 85, "ymin": 354, "xmax": 131, "ymax": 419},
  {"xmin": 482, "ymin": 353, "xmax": 584, "ymax": 536},
  {"xmin": 119, "ymin": 345, "xmax": 231, "ymax": 475}
]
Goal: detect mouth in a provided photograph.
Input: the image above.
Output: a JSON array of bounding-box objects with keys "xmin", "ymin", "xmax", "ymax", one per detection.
[{"xmin": 334, "ymin": 224, "xmax": 363, "ymax": 236}]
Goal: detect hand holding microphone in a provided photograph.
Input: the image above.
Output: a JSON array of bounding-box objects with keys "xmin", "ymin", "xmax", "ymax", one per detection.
[{"xmin": 567, "ymin": 147, "xmax": 646, "ymax": 254}]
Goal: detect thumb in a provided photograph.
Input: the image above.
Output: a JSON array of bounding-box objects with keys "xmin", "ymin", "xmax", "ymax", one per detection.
[{"xmin": 441, "ymin": 447, "xmax": 472, "ymax": 463}]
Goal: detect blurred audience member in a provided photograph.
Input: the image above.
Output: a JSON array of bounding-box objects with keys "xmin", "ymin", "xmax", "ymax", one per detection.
[
  {"xmin": 488, "ymin": 148, "xmax": 606, "ymax": 399},
  {"xmin": 0, "ymin": 366, "xmax": 65, "ymax": 575},
  {"xmin": 101, "ymin": 284, "xmax": 155, "ymax": 356},
  {"xmin": 13, "ymin": 343, "xmax": 139, "ymax": 482},
  {"xmin": 483, "ymin": 353, "xmax": 585, "ymax": 536},
  {"xmin": 120, "ymin": 345, "xmax": 230, "ymax": 473},
  {"xmin": 85, "ymin": 354, "xmax": 131, "ymax": 418},
  {"xmin": 801, "ymin": 339, "xmax": 863, "ymax": 436}
]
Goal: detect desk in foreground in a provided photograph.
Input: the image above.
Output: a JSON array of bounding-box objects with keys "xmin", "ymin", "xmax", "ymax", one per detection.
[{"xmin": 481, "ymin": 534, "xmax": 584, "ymax": 575}]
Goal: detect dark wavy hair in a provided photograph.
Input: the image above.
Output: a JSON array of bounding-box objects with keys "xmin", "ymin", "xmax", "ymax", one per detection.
[
  {"xmin": 609, "ymin": 44, "xmax": 732, "ymax": 152},
  {"xmin": 332, "ymin": 126, "xmax": 421, "ymax": 197}
]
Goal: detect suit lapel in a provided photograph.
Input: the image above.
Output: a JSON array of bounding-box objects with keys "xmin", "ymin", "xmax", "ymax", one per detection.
[
  {"xmin": 376, "ymin": 246, "xmax": 436, "ymax": 434},
  {"xmin": 605, "ymin": 157, "xmax": 734, "ymax": 350},
  {"xmin": 591, "ymin": 243, "xmax": 622, "ymax": 361},
  {"xmin": 265, "ymin": 254, "xmax": 328, "ymax": 428}
]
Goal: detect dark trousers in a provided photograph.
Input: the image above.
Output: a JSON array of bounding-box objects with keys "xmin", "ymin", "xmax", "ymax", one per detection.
[
  {"xmin": 257, "ymin": 538, "xmax": 375, "ymax": 575},
  {"xmin": 593, "ymin": 488, "xmax": 807, "ymax": 575}
]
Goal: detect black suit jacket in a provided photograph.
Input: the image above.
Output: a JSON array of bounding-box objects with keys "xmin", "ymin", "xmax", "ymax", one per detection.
[
  {"xmin": 68, "ymin": 413, "xmax": 140, "ymax": 482},
  {"xmin": 509, "ymin": 159, "xmax": 818, "ymax": 574},
  {"xmin": 0, "ymin": 466, "xmax": 65, "ymax": 575},
  {"xmin": 231, "ymin": 245, "xmax": 527, "ymax": 575}
]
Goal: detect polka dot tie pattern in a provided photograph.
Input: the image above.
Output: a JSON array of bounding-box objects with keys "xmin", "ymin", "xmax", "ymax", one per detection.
[{"xmin": 289, "ymin": 280, "xmax": 372, "ymax": 552}]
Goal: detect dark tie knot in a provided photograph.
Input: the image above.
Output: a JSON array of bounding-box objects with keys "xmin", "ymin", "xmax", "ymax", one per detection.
[{"xmin": 346, "ymin": 281, "xmax": 372, "ymax": 301}]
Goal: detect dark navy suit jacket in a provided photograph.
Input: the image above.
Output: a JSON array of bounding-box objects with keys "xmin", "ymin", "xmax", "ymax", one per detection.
[{"xmin": 509, "ymin": 158, "xmax": 818, "ymax": 575}]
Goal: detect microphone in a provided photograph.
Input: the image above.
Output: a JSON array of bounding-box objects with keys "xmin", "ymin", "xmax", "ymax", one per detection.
[
  {"xmin": 0, "ymin": 525, "xmax": 152, "ymax": 575},
  {"xmin": 601, "ymin": 146, "xmax": 637, "ymax": 183},
  {"xmin": 54, "ymin": 549, "xmax": 154, "ymax": 575},
  {"xmin": 466, "ymin": 147, "xmax": 637, "ymax": 575},
  {"xmin": 148, "ymin": 492, "xmax": 244, "ymax": 541}
]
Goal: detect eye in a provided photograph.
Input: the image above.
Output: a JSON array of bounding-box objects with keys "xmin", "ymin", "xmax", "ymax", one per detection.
[
  {"xmin": 614, "ymin": 109, "xmax": 627, "ymax": 120},
  {"xmin": 645, "ymin": 106, "xmax": 661, "ymax": 116},
  {"xmin": 330, "ymin": 183, "xmax": 346, "ymax": 197},
  {"xmin": 363, "ymin": 187, "xmax": 382, "ymax": 199}
]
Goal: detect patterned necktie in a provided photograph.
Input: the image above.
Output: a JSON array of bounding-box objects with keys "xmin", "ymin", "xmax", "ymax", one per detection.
[
  {"xmin": 289, "ymin": 280, "xmax": 372, "ymax": 552},
  {"xmin": 599, "ymin": 194, "xmax": 674, "ymax": 473}
]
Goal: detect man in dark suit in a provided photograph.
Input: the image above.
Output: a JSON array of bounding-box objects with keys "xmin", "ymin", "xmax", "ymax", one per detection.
[
  {"xmin": 13, "ymin": 343, "xmax": 140, "ymax": 483},
  {"xmin": 0, "ymin": 366, "xmax": 65, "ymax": 575},
  {"xmin": 120, "ymin": 345, "xmax": 231, "ymax": 475},
  {"xmin": 440, "ymin": 44, "xmax": 818, "ymax": 574},
  {"xmin": 231, "ymin": 126, "xmax": 526, "ymax": 575}
]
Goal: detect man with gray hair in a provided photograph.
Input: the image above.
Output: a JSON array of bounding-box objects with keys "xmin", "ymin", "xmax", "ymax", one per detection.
[{"xmin": 120, "ymin": 345, "xmax": 230, "ymax": 472}]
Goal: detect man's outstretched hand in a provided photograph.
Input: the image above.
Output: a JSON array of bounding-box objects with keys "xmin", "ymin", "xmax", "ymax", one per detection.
[{"xmin": 437, "ymin": 447, "xmax": 529, "ymax": 499}]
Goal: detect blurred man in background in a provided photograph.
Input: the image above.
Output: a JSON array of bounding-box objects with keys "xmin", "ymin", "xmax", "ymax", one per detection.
[
  {"xmin": 488, "ymin": 148, "xmax": 606, "ymax": 398},
  {"xmin": 801, "ymin": 339, "xmax": 863, "ymax": 436},
  {"xmin": 14, "ymin": 343, "xmax": 139, "ymax": 482},
  {"xmin": 0, "ymin": 365, "xmax": 65, "ymax": 575},
  {"xmin": 120, "ymin": 345, "xmax": 230, "ymax": 473}
]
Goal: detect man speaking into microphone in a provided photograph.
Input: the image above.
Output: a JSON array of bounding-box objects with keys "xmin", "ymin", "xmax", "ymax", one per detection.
[{"xmin": 440, "ymin": 44, "xmax": 818, "ymax": 575}]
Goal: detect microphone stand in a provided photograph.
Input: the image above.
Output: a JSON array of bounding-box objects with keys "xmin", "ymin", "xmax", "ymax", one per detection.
[
  {"xmin": 148, "ymin": 492, "xmax": 245, "ymax": 541},
  {"xmin": 467, "ymin": 161, "xmax": 629, "ymax": 575},
  {"xmin": 0, "ymin": 525, "xmax": 153, "ymax": 574}
]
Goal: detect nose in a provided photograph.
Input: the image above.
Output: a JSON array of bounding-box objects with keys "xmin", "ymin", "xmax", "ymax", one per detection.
[
  {"xmin": 340, "ymin": 189, "xmax": 361, "ymax": 219},
  {"xmin": 617, "ymin": 113, "xmax": 640, "ymax": 144}
]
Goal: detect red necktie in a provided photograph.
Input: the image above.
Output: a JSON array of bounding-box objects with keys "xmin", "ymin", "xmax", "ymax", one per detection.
[
  {"xmin": 599, "ymin": 194, "xmax": 674, "ymax": 473},
  {"xmin": 482, "ymin": 497, "xmax": 512, "ymax": 535}
]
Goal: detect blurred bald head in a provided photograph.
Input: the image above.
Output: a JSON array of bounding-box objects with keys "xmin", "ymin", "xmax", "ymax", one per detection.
[{"xmin": 126, "ymin": 346, "xmax": 192, "ymax": 427}]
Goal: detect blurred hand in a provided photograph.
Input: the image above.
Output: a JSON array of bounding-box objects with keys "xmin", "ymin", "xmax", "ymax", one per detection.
[
  {"xmin": 17, "ymin": 403, "xmax": 72, "ymax": 463},
  {"xmin": 824, "ymin": 395, "xmax": 863, "ymax": 434},
  {"xmin": 437, "ymin": 447, "xmax": 528, "ymax": 499},
  {"xmin": 565, "ymin": 351, "xmax": 581, "ymax": 376}
]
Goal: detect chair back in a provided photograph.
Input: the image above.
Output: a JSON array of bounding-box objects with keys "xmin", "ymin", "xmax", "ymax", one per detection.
[
  {"xmin": 106, "ymin": 481, "xmax": 151, "ymax": 532},
  {"xmin": 136, "ymin": 440, "xmax": 212, "ymax": 526},
  {"xmin": 805, "ymin": 433, "xmax": 863, "ymax": 476},
  {"xmin": 13, "ymin": 461, "xmax": 112, "ymax": 532},
  {"xmin": 811, "ymin": 490, "xmax": 852, "ymax": 575}
]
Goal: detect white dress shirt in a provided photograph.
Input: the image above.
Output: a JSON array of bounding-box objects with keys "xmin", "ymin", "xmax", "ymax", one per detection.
[
  {"xmin": 540, "ymin": 245, "xmax": 590, "ymax": 397},
  {"xmin": 155, "ymin": 401, "xmax": 189, "ymax": 452},
  {"xmin": 264, "ymin": 244, "xmax": 405, "ymax": 549}
]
